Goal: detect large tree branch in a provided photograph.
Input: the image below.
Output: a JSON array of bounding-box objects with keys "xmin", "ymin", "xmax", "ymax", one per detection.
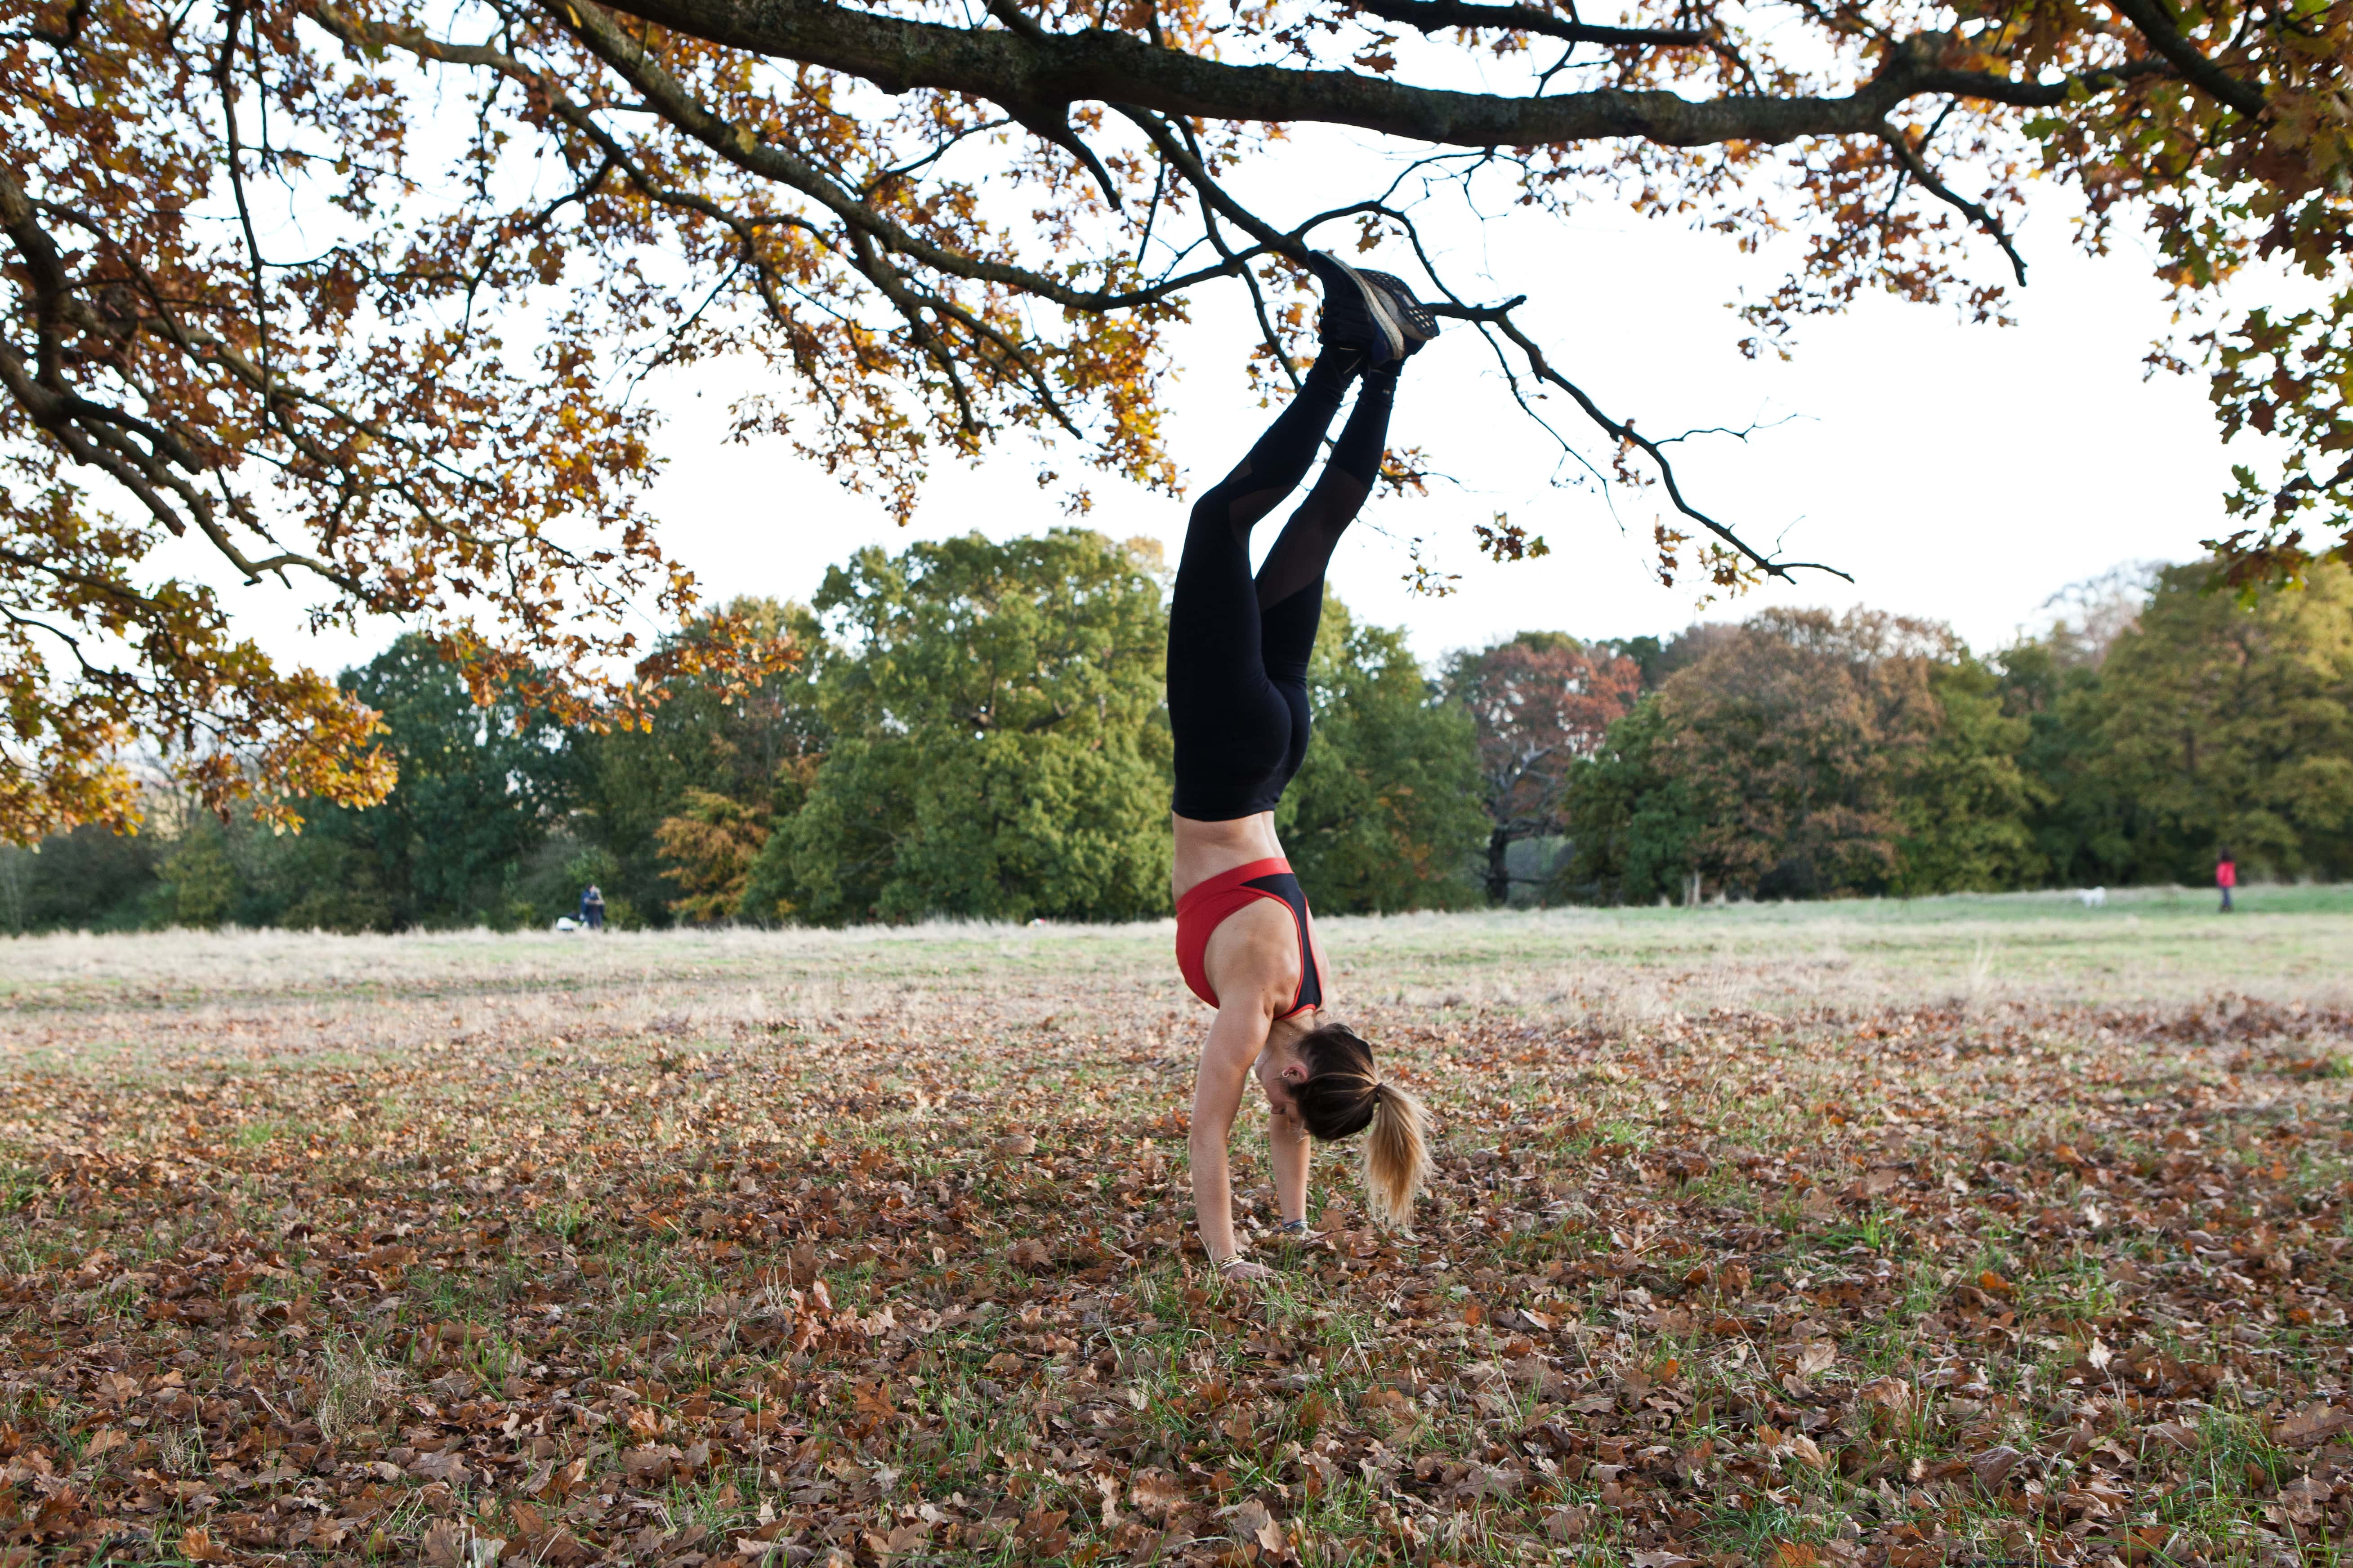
[
  {"xmin": 310, "ymin": 0, "xmax": 1250, "ymax": 311},
  {"xmin": 2103, "ymin": 0, "xmax": 2264, "ymax": 114},
  {"xmin": 1347, "ymin": 0, "xmax": 1715, "ymax": 54},
  {"xmin": 594, "ymin": 0, "xmax": 2174, "ymax": 144}
]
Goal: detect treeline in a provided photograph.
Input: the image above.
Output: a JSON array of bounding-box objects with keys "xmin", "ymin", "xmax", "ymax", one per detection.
[
  {"xmin": 1564, "ymin": 561, "xmax": 2353, "ymax": 902},
  {"xmin": 3, "ymin": 540, "xmax": 2346, "ymax": 932}
]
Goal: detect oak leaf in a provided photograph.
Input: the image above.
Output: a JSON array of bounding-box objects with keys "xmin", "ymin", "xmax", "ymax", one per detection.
[
  {"xmin": 1130, "ymin": 1468, "xmax": 1184, "ymax": 1517},
  {"xmin": 420, "ymin": 1520, "xmax": 468, "ymax": 1568},
  {"xmin": 2277, "ymin": 1401, "xmax": 2352, "ymax": 1447},
  {"xmin": 179, "ymin": 1528, "xmax": 234, "ymax": 1564}
]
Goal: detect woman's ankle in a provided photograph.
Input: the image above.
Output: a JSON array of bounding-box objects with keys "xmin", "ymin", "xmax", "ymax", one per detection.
[{"xmin": 1303, "ymin": 345, "xmax": 1366, "ymax": 395}]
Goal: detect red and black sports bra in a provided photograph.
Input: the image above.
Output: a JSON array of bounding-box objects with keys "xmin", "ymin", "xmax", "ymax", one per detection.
[{"xmin": 1174, "ymin": 856, "xmax": 1327, "ymax": 1017}]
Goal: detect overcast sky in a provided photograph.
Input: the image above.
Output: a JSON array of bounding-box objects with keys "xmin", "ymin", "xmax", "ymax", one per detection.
[{"xmin": 201, "ymin": 121, "xmax": 2242, "ymax": 677}]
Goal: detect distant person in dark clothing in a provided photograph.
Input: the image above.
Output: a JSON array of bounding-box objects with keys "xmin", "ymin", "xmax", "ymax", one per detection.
[
  {"xmin": 2215, "ymin": 851, "xmax": 2236, "ymax": 913},
  {"xmin": 580, "ymin": 884, "xmax": 607, "ymax": 931}
]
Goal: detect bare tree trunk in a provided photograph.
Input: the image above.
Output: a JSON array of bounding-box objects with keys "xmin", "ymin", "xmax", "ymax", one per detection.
[{"xmin": 1487, "ymin": 829, "xmax": 1513, "ymax": 907}]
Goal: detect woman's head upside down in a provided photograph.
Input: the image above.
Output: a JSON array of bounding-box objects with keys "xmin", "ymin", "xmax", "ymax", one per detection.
[{"xmin": 1269, "ymin": 1017, "xmax": 1432, "ymax": 1230}]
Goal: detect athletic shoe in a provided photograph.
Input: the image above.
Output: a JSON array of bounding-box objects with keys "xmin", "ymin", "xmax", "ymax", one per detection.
[
  {"xmin": 1307, "ymin": 251, "xmax": 1406, "ymax": 364},
  {"xmin": 1358, "ymin": 269, "xmax": 1439, "ymax": 356}
]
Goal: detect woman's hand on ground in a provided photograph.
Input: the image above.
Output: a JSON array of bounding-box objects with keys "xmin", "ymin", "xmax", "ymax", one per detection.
[{"xmin": 1214, "ymin": 1257, "xmax": 1279, "ymax": 1285}]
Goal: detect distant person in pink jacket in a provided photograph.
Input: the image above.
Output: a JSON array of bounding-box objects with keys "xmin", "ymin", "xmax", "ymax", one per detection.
[{"xmin": 2216, "ymin": 851, "xmax": 2236, "ymax": 913}]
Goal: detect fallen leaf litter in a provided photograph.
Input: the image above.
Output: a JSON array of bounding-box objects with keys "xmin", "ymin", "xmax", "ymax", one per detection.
[{"xmin": 0, "ymin": 939, "xmax": 2343, "ymax": 1567}]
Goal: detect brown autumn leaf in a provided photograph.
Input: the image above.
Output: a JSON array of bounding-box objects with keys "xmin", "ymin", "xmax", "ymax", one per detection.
[
  {"xmin": 420, "ymin": 1521, "xmax": 469, "ymax": 1568},
  {"xmin": 1785, "ymin": 1434, "xmax": 1831, "ymax": 1471},
  {"xmin": 179, "ymin": 1528, "xmax": 234, "ymax": 1564},
  {"xmin": 2278, "ymin": 1474, "xmax": 2333, "ymax": 1524},
  {"xmin": 1130, "ymin": 1468, "xmax": 1184, "ymax": 1517},
  {"xmin": 876, "ymin": 1523, "xmax": 930, "ymax": 1559},
  {"xmin": 1018, "ymin": 1508, "xmax": 1071, "ymax": 1554},
  {"xmin": 621, "ymin": 1446, "xmax": 674, "ymax": 1484},
  {"xmin": 1543, "ymin": 1506, "xmax": 1591, "ymax": 1542},
  {"xmin": 1229, "ymin": 1499, "xmax": 1277, "ymax": 1547},
  {"xmin": 1858, "ymin": 1376, "xmax": 1914, "ymax": 1413},
  {"xmin": 1969, "ymin": 1446, "xmax": 2025, "ymax": 1487},
  {"xmin": 2277, "ymin": 1402, "xmax": 2352, "ymax": 1447}
]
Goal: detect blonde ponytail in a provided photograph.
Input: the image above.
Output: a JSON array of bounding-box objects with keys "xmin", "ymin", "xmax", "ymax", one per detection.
[
  {"xmin": 1362, "ymin": 1080, "xmax": 1432, "ymax": 1232},
  {"xmin": 1288, "ymin": 1021, "xmax": 1434, "ymax": 1231}
]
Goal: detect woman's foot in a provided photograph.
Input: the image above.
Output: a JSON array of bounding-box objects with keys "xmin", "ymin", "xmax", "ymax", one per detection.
[
  {"xmin": 1307, "ymin": 251, "xmax": 1408, "ymax": 364},
  {"xmin": 1358, "ymin": 269, "xmax": 1440, "ymax": 356}
]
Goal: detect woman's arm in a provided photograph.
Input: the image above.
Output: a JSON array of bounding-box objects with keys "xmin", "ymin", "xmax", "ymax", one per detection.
[
  {"xmin": 1268, "ymin": 1093, "xmax": 1309, "ymax": 1227},
  {"xmin": 1189, "ymin": 997, "xmax": 1279, "ymax": 1278}
]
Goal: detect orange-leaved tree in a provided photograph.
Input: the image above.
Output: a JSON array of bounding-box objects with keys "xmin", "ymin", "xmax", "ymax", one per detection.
[
  {"xmin": 8, "ymin": 0, "xmax": 2351, "ymax": 837},
  {"xmin": 1447, "ymin": 633, "xmax": 1642, "ymax": 904}
]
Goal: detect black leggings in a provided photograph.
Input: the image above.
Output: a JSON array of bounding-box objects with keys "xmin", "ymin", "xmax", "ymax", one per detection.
[{"xmin": 1168, "ymin": 352, "xmax": 1398, "ymax": 820}]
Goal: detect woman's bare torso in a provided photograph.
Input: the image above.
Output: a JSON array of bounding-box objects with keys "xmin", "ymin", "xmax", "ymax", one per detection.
[
  {"xmin": 1173, "ymin": 811, "xmax": 1325, "ymax": 1016},
  {"xmin": 1171, "ymin": 810, "xmax": 1286, "ymax": 900}
]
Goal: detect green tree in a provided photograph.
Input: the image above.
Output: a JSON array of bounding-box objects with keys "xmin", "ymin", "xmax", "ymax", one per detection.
[
  {"xmin": 573, "ymin": 597, "xmax": 826, "ymax": 925},
  {"xmin": 746, "ymin": 531, "xmax": 1171, "ymax": 925},
  {"xmin": 8, "ymin": 823, "xmax": 165, "ymax": 932},
  {"xmin": 1661, "ymin": 611, "xmax": 1940, "ymax": 900},
  {"xmin": 159, "ymin": 819, "xmax": 237, "ymax": 928},
  {"xmin": 2085, "ymin": 561, "xmax": 2353, "ymax": 882},
  {"xmin": 1559, "ymin": 695, "xmax": 1707, "ymax": 906},
  {"xmin": 656, "ymin": 790, "xmax": 777, "ymax": 923},
  {"xmin": 291, "ymin": 636, "xmax": 577, "ymax": 929},
  {"xmin": 1996, "ymin": 635, "xmax": 2136, "ymax": 886},
  {"xmin": 1889, "ymin": 659, "xmax": 2045, "ymax": 894},
  {"xmin": 1994, "ymin": 565, "xmax": 2160, "ymax": 886},
  {"xmin": 1281, "ymin": 602, "xmax": 1485, "ymax": 913}
]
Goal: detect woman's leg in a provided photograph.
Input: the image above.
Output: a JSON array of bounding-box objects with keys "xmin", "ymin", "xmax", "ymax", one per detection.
[
  {"xmin": 1252, "ymin": 359, "xmax": 1401, "ymax": 782},
  {"xmin": 1168, "ymin": 350, "xmax": 1365, "ymax": 820}
]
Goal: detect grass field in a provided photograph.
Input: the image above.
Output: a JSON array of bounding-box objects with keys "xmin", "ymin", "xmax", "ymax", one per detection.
[{"xmin": 0, "ymin": 891, "xmax": 2347, "ymax": 1568}]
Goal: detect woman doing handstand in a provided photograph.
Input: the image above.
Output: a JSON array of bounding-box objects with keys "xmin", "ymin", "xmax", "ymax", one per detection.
[{"xmin": 1170, "ymin": 254, "xmax": 1439, "ymax": 1285}]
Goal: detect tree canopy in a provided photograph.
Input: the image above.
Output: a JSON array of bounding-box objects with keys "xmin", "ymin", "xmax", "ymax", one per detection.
[
  {"xmin": 1446, "ymin": 632, "xmax": 1641, "ymax": 904},
  {"xmin": 1280, "ymin": 600, "xmax": 1488, "ymax": 912},
  {"xmin": 3, "ymin": 540, "xmax": 2347, "ymax": 929},
  {"xmin": 10, "ymin": 0, "xmax": 2353, "ymax": 834},
  {"xmin": 741, "ymin": 528, "xmax": 1175, "ymax": 923},
  {"xmin": 1999, "ymin": 558, "xmax": 2353, "ymax": 886},
  {"xmin": 1566, "ymin": 608, "xmax": 2042, "ymax": 902}
]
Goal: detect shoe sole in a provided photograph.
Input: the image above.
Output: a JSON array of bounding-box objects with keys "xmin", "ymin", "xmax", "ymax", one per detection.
[
  {"xmin": 1358, "ymin": 269, "xmax": 1439, "ymax": 346},
  {"xmin": 1309, "ymin": 252, "xmax": 1406, "ymax": 362}
]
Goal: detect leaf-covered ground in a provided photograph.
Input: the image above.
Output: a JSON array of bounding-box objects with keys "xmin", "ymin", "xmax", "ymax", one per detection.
[{"xmin": 0, "ymin": 908, "xmax": 2347, "ymax": 1568}]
